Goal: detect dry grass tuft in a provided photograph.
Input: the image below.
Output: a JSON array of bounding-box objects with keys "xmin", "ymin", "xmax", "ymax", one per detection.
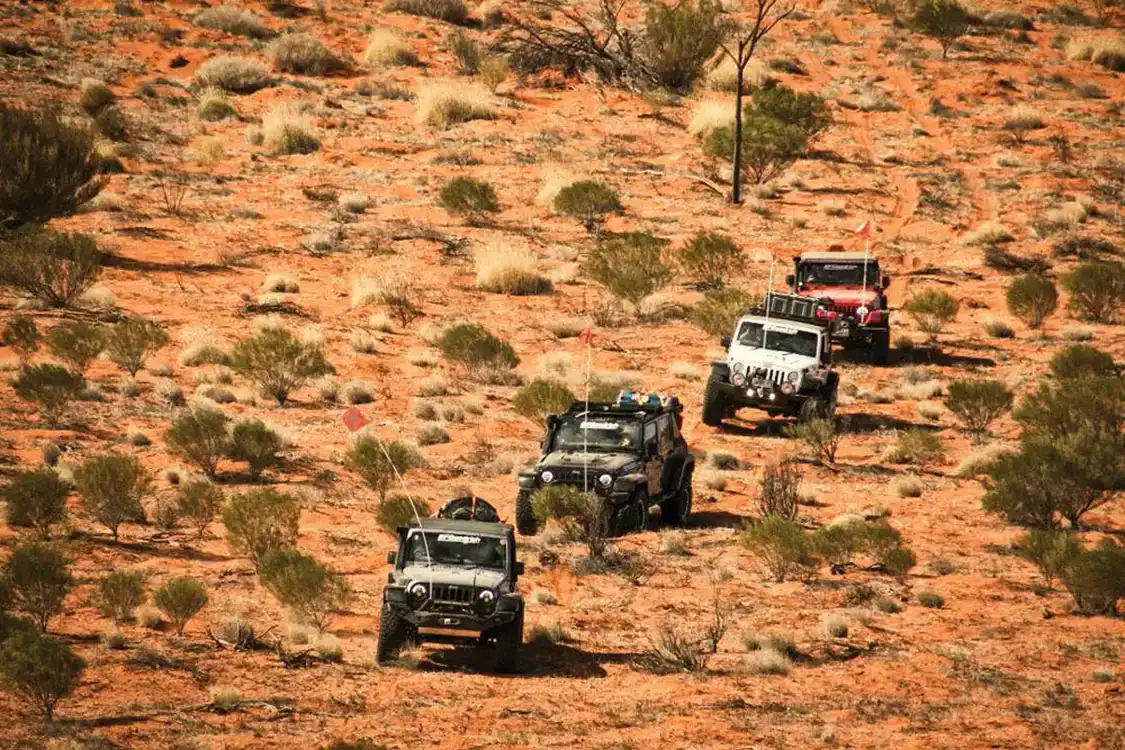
[
  {"xmin": 475, "ymin": 244, "xmax": 553, "ymax": 295},
  {"xmin": 193, "ymin": 4, "xmax": 273, "ymax": 39},
  {"xmin": 195, "ymin": 56, "xmax": 272, "ymax": 93},
  {"xmin": 262, "ymin": 101, "xmax": 319, "ymax": 155},
  {"xmin": 707, "ymin": 56, "xmax": 769, "ymax": 92},
  {"xmin": 953, "ymin": 442, "xmax": 1016, "ymax": 478},
  {"xmin": 262, "ymin": 273, "xmax": 299, "ymax": 293},
  {"xmin": 964, "ymin": 221, "xmax": 1014, "ymax": 246},
  {"xmin": 269, "ymin": 33, "xmax": 347, "ymax": 75},
  {"xmin": 688, "ymin": 100, "xmax": 733, "ymax": 138},
  {"xmin": 414, "ymin": 82, "xmax": 496, "ymax": 129},
  {"xmin": 364, "ymin": 28, "xmax": 419, "ymax": 67}
]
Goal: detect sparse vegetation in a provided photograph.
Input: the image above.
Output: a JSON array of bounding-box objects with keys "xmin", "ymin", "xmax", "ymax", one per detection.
[
  {"xmin": 166, "ymin": 408, "xmax": 231, "ymax": 479},
  {"xmin": 1061, "ymin": 539, "xmax": 1125, "ymax": 615},
  {"xmin": 229, "ymin": 419, "xmax": 285, "ymax": 479},
  {"xmin": 230, "ymin": 327, "xmax": 332, "ymax": 405},
  {"xmin": 193, "ymin": 4, "xmax": 273, "ymax": 39},
  {"xmin": 439, "ymin": 177, "xmax": 500, "ymax": 225},
  {"xmin": 0, "ymin": 227, "xmax": 102, "ymax": 308},
  {"xmin": 740, "ymin": 515, "xmax": 814, "ymax": 582},
  {"xmin": 194, "ymin": 56, "xmax": 272, "ymax": 93},
  {"xmin": 3, "ymin": 543, "xmax": 72, "ymax": 630},
  {"xmin": 475, "ymin": 244, "xmax": 553, "ymax": 295},
  {"xmin": 912, "ymin": 0, "xmax": 970, "ymax": 59},
  {"xmin": 414, "ymin": 82, "xmax": 496, "ymax": 129},
  {"xmin": 96, "ymin": 571, "xmax": 145, "ymax": 622},
  {"xmin": 554, "ymin": 180, "xmax": 623, "ymax": 232},
  {"xmin": 387, "ymin": 0, "xmax": 468, "ymax": 24},
  {"xmin": 1050, "ymin": 344, "xmax": 1115, "ymax": 380},
  {"xmin": 1062, "ymin": 261, "xmax": 1125, "ymax": 323},
  {"xmin": 269, "ymin": 34, "xmax": 346, "ymax": 75},
  {"xmin": 512, "ymin": 380, "xmax": 575, "ymax": 424},
  {"xmin": 586, "ymin": 233, "xmax": 673, "ymax": 305},
  {"xmin": 104, "ymin": 317, "xmax": 168, "ymax": 376},
  {"xmin": 2, "ymin": 469, "xmax": 69, "ymax": 539},
  {"xmin": 757, "ymin": 457, "xmax": 800, "ymax": 519},
  {"xmin": 154, "ymin": 577, "xmax": 208, "ymax": 635},
  {"xmin": 364, "ymin": 29, "xmax": 418, "ymax": 67},
  {"xmin": 785, "ymin": 418, "xmax": 841, "ymax": 465},
  {"xmin": 692, "ymin": 286, "xmax": 756, "ymax": 337},
  {"xmin": 886, "ymin": 428, "xmax": 945, "ymax": 468},
  {"xmin": 74, "ymin": 452, "xmax": 150, "ymax": 542},
  {"xmin": 944, "ymin": 380, "xmax": 1013, "ymax": 442},
  {"xmin": 46, "ymin": 321, "xmax": 105, "ymax": 374},
  {"xmin": 376, "ymin": 494, "xmax": 430, "ymax": 534},
  {"xmin": 221, "ymin": 488, "xmax": 301, "ymax": 570},
  {"xmin": 177, "ymin": 480, "xmax": 224, "ymax": 538},
  {"xmin": 262, "ymin": 101, "xmax": 320, "ymax": 155},
  {"xmin": 641, "ymin": 0, "xmax": 727, "ymax": 93},
  {"xmin": 0, "ymin": 630, "xmax": 85, "ymax": 721},
  {"xmin": 1017, "ymin": 530, "xmax": 1081, "ymax": 587},
  {"xmin": 345, "ymin": 436, "xmax": 425, "ymax": 501},
  {"xmin": 259, "ymin": 548, "xmax": 350, "ymax": 632},
  {"xmin": 13, "ymin": 365, "xmax": 84, "ymax": 425},
  {"xmin": 1006, "ymin": 274, "xmax": 1058, "ymax": 329},
  {"xmin": 436, "ymin": 322, "xmax": 518, "ymax": 379},
  {"xmin": 677, "ymin": 232, "xmax": 743, "ymax": 289},
  {"xmin": 905, "ymin": 288, "xmax": 959, "ymax": 344}
]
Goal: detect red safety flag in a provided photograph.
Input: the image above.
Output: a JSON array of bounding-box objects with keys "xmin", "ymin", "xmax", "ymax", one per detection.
[
  {"xmin": 854, "ymin": 219, "xmax": 872, "ymax": 238},
  {"xmin": 578, "ymin": 327, "xmax": 596, "ymax": 345},
  {"xmin": 342, "ymin": 406, "xmax": 370, "ymax": 433}
]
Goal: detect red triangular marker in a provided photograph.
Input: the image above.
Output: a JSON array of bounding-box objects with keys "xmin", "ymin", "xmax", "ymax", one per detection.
[
  {"xmin": 854, "ymin": 219, "xmax": 872, "ymax": 238},
  {"xmin": 343, "ymin": 406, "xmax": 370, "ymax": 432},
  {"xmin": 578, "ymin": 327, "xmax": 596, "ymax": 345}
]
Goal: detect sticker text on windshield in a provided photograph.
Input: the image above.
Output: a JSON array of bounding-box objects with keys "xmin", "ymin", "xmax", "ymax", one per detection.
[{"xmin": 437, "ymin": 534, "xmax": 482, "ymax": 544}]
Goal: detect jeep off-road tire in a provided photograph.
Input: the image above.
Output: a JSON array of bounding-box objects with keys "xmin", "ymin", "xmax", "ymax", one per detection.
[
  {"xmin": 494, "ymin": 610, "xmax": 523, "ymax": 674},
  {"xmin": 515, "ymin": 492, "xmax": 538, "ymax": 536},
  {"xmin": 661, "ymin": 475, "xmax": 693, "ymax": 527},
  {"xmin": 872, "ymin": 329, "xmax": 891, "ymax": 367},
  {"xmin": 376, "ymin": 604, "xmax": 417, "ymax": 665},
  {"xmin": 611, "ymin": 490, "xmax": 648, "ymax": 536},
  {"xmin": 702, "ymin": 373, "xmax": 726, "ymax": 428},
  {"xmin": 798, "ymin": 396, "xmax": 829, "ymax": 423}
]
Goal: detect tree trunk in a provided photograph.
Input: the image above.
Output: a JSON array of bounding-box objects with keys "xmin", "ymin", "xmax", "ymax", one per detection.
[{"xmin": 731, "ymin": 49, "xmax": 746, "ymax": 204}]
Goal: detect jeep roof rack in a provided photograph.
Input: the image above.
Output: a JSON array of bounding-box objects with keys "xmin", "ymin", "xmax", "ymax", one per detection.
[
  {"xmin": 746, "ymin": 291, "xmax": 832, "ymax": 326},
  {"xmin": 561, "ymin": 392, "xmax": 683, "ymax": 417}
]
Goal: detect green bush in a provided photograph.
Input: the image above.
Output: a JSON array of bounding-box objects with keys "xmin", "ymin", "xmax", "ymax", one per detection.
[
  {"xmin": 691, "ymin": 286, "xmax": 755, "ymax": 336},
  {"xmin": 376, "ymin": 494, "xmax": 430, "ymax": 534},
  {"xmin": 984, "ymin": 441, "xmax": 1086, "ymax": 529},
  {"xmin": 586, "ymin": 232, "xmax": 674, "ymax": 306},
  {"xmin": 512, "ymin": 379, "xmax": 574, "ymax": 424},
  {"xmin": 0, "ymin": 630, "xmax": 85, "ymax": 721},
  {"xmin": 1049, "ymin": 344, "xmax": 1116, "ymax": 380},
  {"xmin": 13, "ymin": 364, "xmax": 85, "ymax": 425},
  {"xmin": 46, "ymin": 321, "xmax": 105, "ymax": 374},
  {"xmin": 2, "ymin": 316, "xmax": 40, "ymax": 363},
  {"xmin": 677, "ymin": 232, "xmax": 743, "ymax": 290},
  {"xmin": 702, "ymin": 114, "xmax": 807, "ymax": 185},
  {"xmin": 1005, "ymin": 274, "xmax": 1058, "ymax": 329},
  {"xmin": 880, "ymin": 545, "xmax": 917, "ymax": 582},
  {"xmin": 904, "ymin": 288, "xmax": 959, "ymax": 343},
  {"xmin": 259, "ymin": 548, "xmax": 350, "ymax": 631},
  {"xmin": 438, "ymin": 176, "xmax": 499, "ymax": 225},
  {"xmin": 1062, "ymin": 261, "xmax": 1125, "ymax": 322},
  {"xmin": 386, "ymin": 0, "xmax": 469, "ymax": 24},
  {"xmin": 740, "ymin": 515, "xmax": 817, "ymax": 582},
  {"xmin": 96, "ymin": 571, "xmax": 145, "ymax": 622},
  {"xmin": 230, "ymin": 327, "xmax": 333, "ymax": 405},
  {"xmin": 0, "ymin": 103, "xmax": 103, "ymax": 229},
  {"xmin": 944, "ymin": 379, "xmax": 1013, "ymax": 441},
  {"xmin": 448, "ymin": 30, "xmax": 479, "ymax": 74},
  {"xmin": 104, "ymin": 318, "xmax": 168, "ymax": 376},
  {"xmin": 0, "ymin": 227, "xmax": 102, "ymax": 308},
  {"xmin": 1017, "ymin": 530, "xmax": 1081, "ymax": 586},
  {"xmin": 757, "ymin": 457, "xmax": 800, "ymax": 519},
  {"xmin": 154, "ymin": 576, "xmax": 208, "ymax": 635},
  {"xmin": 166, "ymin": 408, "xmax": 231, "ymax": 479},
  {"xmin": 553, "ymin": 180, "xmax": 623, "ymax": 232},
  {"xmin": 812, "ymin": 523, "xmax": 865, "ymax": 570},
  {"xmin": 917, "ymin": 590, "xmax": 945, "ymax": 608},
  {"xmin": 221, "ymin": 488, "xmax": 301, "ymax": 570},
  {"xmin": 641, "ymin": 0, "xmax": 726, "ymax": 92},
  {"xmin": 176, "ymin": 480, "xmax": 224, "ymax": 538},
  {"xmin": 269, "ymin": 33, "xmax": 347, "ymax": 75},
  {"xmin": 74, "ymin": 452, "xmax": 150, "ymax": 542},
  {"xmin": 784, "ymin": 418, "xmax": 840, "ymax": 465},
  {"xmin": 752, "ymin": 86, "xmax": 831, "ymax": 142},
  {"xmin": 345, "ymin": 436, "xmax": 425, "ymax": 501},
  {"xmin": 3, "ymin": 543, "xmax": 72, "ymax": 630},
  {"xmin": 912, "ymin": 0, "xmax": 970, "ymax": 58},
  {"xmin": 2, "ymin": 469, "xmax": 69, "ymax": 539},
  {"xmin": 1061, "ymin": 539, "xmax": 1125, "ymax": 616},
  {"xmin": 531, "ymin": 485, "xmax": 609, "ymax": 559},
  {"xmin": 436, "ymin": 322, "xmax": 518, "ymax": 378},
  {"xmin": 886, "ymin": 428, "xmax": 945, "ymax": 467},
  {"xmin": 229, "ymin": 419, "xmax": 284, "ymax": 479}
]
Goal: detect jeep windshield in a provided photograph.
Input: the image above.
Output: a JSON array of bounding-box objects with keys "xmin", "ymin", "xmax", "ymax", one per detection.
[
  {"xmin": 403, "ymin": 530, "xmax": 508, "ymax": 570},
  {"xmin": 736, "ymin": 322, "xmax": 818, "ymax": 358},
  {"xmin": 799, "ymin": 262, "xmax": 879, "ymax": 287},
  {"xmin": 552, "ymin": 417, "xmax": 642, "ymax": 453}
]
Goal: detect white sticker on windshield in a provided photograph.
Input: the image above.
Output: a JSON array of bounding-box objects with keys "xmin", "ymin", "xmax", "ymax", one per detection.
[
  {"xmin": 823, "ymin": 264, "xmax": 859, "ymax": 270},
  {"xmin": 437, "ymin": 534, "xmax": 482, "ymax": 544},
  {"xmin": 764, "ymin": 324, "xmax": 799, "ymax": 335},
  {"xmin": 580, "ymin": 421, "xmax": 620, "ymax": 430}
]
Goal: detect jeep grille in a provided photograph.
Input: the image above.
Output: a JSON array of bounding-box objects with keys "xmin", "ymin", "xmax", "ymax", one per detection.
[
  {"xmin": 430, "ymin": 584, "xmax": 473, "ymax": 605},
  {"xmin": 751, "ymin": 368, "xmax": 787, "ymax": 386},
  {"xmin": 830, "ymin": 302, "xmax": 861, "ymax": 318}
]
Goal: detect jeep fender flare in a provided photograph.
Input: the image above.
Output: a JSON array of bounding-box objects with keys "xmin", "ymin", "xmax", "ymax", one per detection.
[
  {"xmin": 676, "ymin": 455, "xmax": 695, "ymax": 492},
  {"xmin": 709, "ymin": 361, "xmax": 731, "ymax": 383}
]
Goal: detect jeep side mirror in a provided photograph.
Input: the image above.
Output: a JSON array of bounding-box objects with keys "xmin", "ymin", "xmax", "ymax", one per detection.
[
  {"xmin": 386, "ymin": 551, "xmax": 396, "ymax": 565},
  {"xmin": 721, "ymin": 335, "xmax": 732, "ymax": 348},
  {"xmin": 646, "ymin": 439, "xmax": 658, "ymax": 456},
  {"xmin": 545, "ymin": 414, "xmax": 559, "ymax": 430},
  {"xmin": 785, "ymin": 274, "xmax": 795, "ymax": 287},
  {"xmin": 514, "ymin": 561, "xmax": 525, "ymax": 576},
  {"xmin": 881, "ymin": 275, "xmax": 890, "ymax": 289}
]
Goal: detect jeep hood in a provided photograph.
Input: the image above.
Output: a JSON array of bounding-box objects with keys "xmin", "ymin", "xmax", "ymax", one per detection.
[
  {"xmin": 728, "ymin": 344, "xmax": 817, "ymax": 372},
  {"xmin": 539, "ymin": 451, "xmax": 638, "ymax": 473},
  {"xmin": 401, "ymin": 564, "xmax": 507, "ymax": 590},
  {"xmin": 801, "ymin": 286, "xmax": 879, "ymax": 306}
]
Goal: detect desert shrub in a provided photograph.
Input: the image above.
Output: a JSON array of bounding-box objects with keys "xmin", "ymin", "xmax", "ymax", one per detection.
[
  {"xmin": 194, "ymin": 56, "xmax": 272, "ymax": 93},
  {"xmin": 96, "ymin": 571, "xmax": 145, "ymax": 622},
  {"xmin": 512, "ymin": 380, "xmax": 574, "ymax": 424},
  {"xmin": 475, "ymin": 244, "xmax": 552, "ymax": 295},
  {"xmin": 269, "ymin": 34, "xmax": 346, "ymax": 75},
  {"xmin": 364, "ymin": 29, "xmax": 418, "ymax": 67},
  {"xmin": 702, "ymin": 114, "xmax": 807, "ymax": 185},
  {"xmin": 1061, "ymin": 540, "xmax": 1125, "ymax": 615},
  {"xmin": 752, "ymin": 85, "xmax": 831, "ymax": 142},
  {"xmin": 1050, "ymin": 344, "xmax": 1115, "ymax": 380},
  {"xmin": 2, "ymin": 469, "xmax": 68, "ymax": 539},
  {"xmin": 1006, "ymin": 274, "xmax": 1057, "ymax": 329},
  {"xmin": 13, "ymin": 365, "xmax": 84, "ymax": 425},
  {"xmin": 0, "ymin": 103, "xmax": 103, "ymax": 229},
  {"xmin": 377, "ymin": 494, "xmax": 430, "ymax": 534},
  {"xmin": 740, "ymin": 515, "xmax": 817, "ymax": 582},
  {"xmin": 984, "ymin": 441, "xmax": 1089, "ymax": 529},
  {"xmin": 262, "ymin": 101, "xmax": 319, "ymax": 155},
  {"xmin": 193, "ymin": 4, "xmax": 273, "ymax": 39},
  {"xmin": 1017, "ymin": 530, "xmax": 1081, "ymax": 587},
  {"xmin": 439, "ymin": 177, "xmax": 499, "ymax": 225},
  {"xmin": 3, "ymin": 543, "xmax": 72, "ymax": 630},
  {"xmin": 1052, "ymin": 236, "xmax": 1121, "ymax": 261},
  {"xmin": 904, "ymin": 288, "xmax": 958, "ymax": 343},
  {"xmin": 1062, "ymin": 261, "xmax": 1125, "ymax": 323},
  {"xmin": 154, "ymin": 577, "xmax": 208, "ymax": 635},
  {"xmin": 345, "ymin": 436, "xmax": 425, "ymax": 501},
  {"xmin": 688, "ymin": 100, "xmax": 733, "ymax": 138},
  {"xmin": 531, "ymin": 485, "xmax": 609, "ymax": 558},
  {"xmin": 586, "ymin": 233, "xmax": 673, "ymax": 306},
  {"xmin": 983, "ymin": 320, "xmax": 1015, "ymax": 339},
  {"xmin": 2, "ymin": 316, "xmax": 39, "ymax": 363},
  {"xmin": 74, "ymin": 452, "xmax": 150, "ymax": 542},
  {"xmin": 480, "ymin": 54, "xmax": 509, "ymax": 92},
  {"xmin": 414, "ymin": 82, "xmax": 495, "ymax": 129},
  {"xmin": 448, "ymin": 30, "xmax": 480, "ymax": 74},
  {"xmin": 813, "ymin": 522, "xmax": 865, "ymax": 570},
  {"xmin": 221, "ymin": 488, "xmax": 301, "ymax": 570},
  {"xmin": 0, "ymin": 631, "xmax": 85, "ymax": 721},
  {"xmin": 386, "ymin": 0, "xmax": 468, "ymax": 24},
  {"xmin": 104, "ymin": 317, "xmax": 168, "ymax": 376},
  {"xmin": 177, "ymin": 480, "xmax": 223, "ymax": 538},
  {"xmin": 784, "ymin": 418, "xmax": 840, "ymax": 465},
  {"xmin": 259, "ymin": 548, "xmax": 350, "ymax": 632},
  {"xmin": 417, "ymin": 424, "xmax": 449, "ymax": 446},
  {"xmin": 0, "ymin": 227, "xmax": 102, "ymax": 308},
  {"xmin": 917, "ymin": 590, "xmax": 944, "ymax": 608},
  {"xmin": 641, "ymin": 0, "xmax": 726, "ymax": 92},
  {"xmin": 229, "ymin": 419, "xmax": 284, "ymax": 479},
  {"xmin": 691, "ymin": 286, "xmax": 756, "ymax": 337},
  {"xmin": 553, "ymin": 180, "xmax": 623, "ymax": 232},
  {"xmin": 436, "ymin": 322, "xmax": 518, "ymax": 378},
  {"xmin": 45, "ymin": 322, "xmax": 105, "ymax": 374},
  {"xmin": 945, "ymin": 380, "xmax": 1013, "ymax": 441},
  {"xmin": 230, "ymin": 327, "xmax": 332, "ymax": 405},
  {"xmin": 166, "ymin": 409, "xmax": 231, "ymax": 479},
  {"xmin": 634, "ymin": 623, "xmax": 711, "ymax": 674},
  {"xmin": 912, "ymin": 0, "xmax": 970, "ymax": 58},
  {"xmin": 886, "ymin": 428, "xmax": 945, "ymax": 467},
  {"xmin": 757, "ymin": 457, "xmax": 800, "ymax": 519},
  {"xmin": 677, "ymin": 232, "xmax": 742, "ymax": 290}
]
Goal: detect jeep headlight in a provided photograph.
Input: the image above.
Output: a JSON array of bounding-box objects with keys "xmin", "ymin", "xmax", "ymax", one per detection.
[
  {"xmin": 857, "ymin": 305, "xmax": 870, "ymax": 320},
  {"xmin": 731, "ymin": 371, "xmax": 746, "ymax": 387},
  {"xmin": 407, "ymin": 582, "xmax": 427, "ymax": 608},
  {"xmin": 780, "ymin": 382, "xmax": 796, "ymax": 395},
  {"xmin": 474, "ymin": 589, "xmax": 497, "ymax": 614},
  {"xmin": 786, "ymin": 371, "xmax": 800, "ymax": 383},
  {"xmin": 732, "ymin": 362, "xmax": 745, "ymax": 374},
  {"xmin": 598, "ymin": 473, "xmax": 613, "ymax": 488},
  {"xmin": 540, "ymin": 470, "xmax": 554, "ymax": 484}
]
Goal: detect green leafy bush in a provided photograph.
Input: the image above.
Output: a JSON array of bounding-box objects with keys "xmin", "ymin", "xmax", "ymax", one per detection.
[
  {"xmin": 166, "ymin": 408, "xmax": 231, "ymax": 479},
  {"xmin": 438, "ymin": 176, "xmax": 500, "ymax": 225},
  {"xmin": 229, "ymin": 419, "xmax": 284, "ymax": 479},
  {"xmin": 677, "ymin": 232, "xmax": 743, "ymax": 289},
  {"xmin": 984, "ymin": 441, "xmax": 1087, "ymax": 529},
  {"xmin": 269, "ymin": 33, "xmax": 347, "ymax": 75},
  {"xmin": 13, "ymin": 364, "xmax": 85, "ymax": 425},
  {"xmin": 641, "ymin": 0, "xmax": 726, "ymax": 92},
  {"xmin": 1061, "ymin": 539, "xmax": 1125, "ymax": 615},
  {"xmin": 154, "ymin": 577, "xmax": 208, "ymax": 635},
  {"xmin": 691, "ymin": 286, "xmax": 755, "ymax": 336},
  {"xmin": 553, "ymin": 180, "xmax": 623, "ymax": 232},
  {"xmin": 0, "ymin": 630, "xmax": 85, "ymax": 721},
  {"xmin": 703, "ymin": 115, "xmax": 804, "ymax": 186},
  {"xmin": 345, "ymin": 436, "xmax": 425, "ymax": 501},
  {"xmin": 1017, "ymin": 530, "xmax": 1081, "ymax": 586},
  {"xmin": 531, "ymin": 485, "xmax": 609, "ymax": 558},
  {"xmin": 46, "ymin": 321, "xmax": 105, "ymax": 374},
  {"xmin": 757, "ymin": 457, "xmax": 800, "ymax": 519},
  {"xmin": 912, "ymin": 0, "xmax": 970, "ymax": 58},
  {"xmin": 784, "ymin": 418, "xmax": 840, "ymax": 465},
  {"xmin": 1062, "ymin": 261, "xmax": 1125, "ymax": 322},
  {"xmin": 512, "ymin": 379, "xmax": 574, "ymax": 424},
  {"xmin": 176, "ymin": 480, "xmax": 224, "ymax": 538},
  {"xmin": 376, "ymin": 494, "xmax": 430, "ymax": 534},
  {"xmin": 2, "ymin": 469, "xmax": 69, "ymax": 539},
  {"xmin": 104, "ymin": 318, "xmax": 168, "ymax": 376},
  {"xmin": 1049, "ymin": 344, "xmax": 1116, "ymax": 380},
  {"xmin": 386, "ymin": 0, "xmax": 469, "ymax": 24},
  {"xmin": 74, "ymin": 452, "xmax": 150, "ymax": 542},
  {"xmin": 0, "ymin": 227, "xmax": 102, "ymax": 308},
  {"xmin": 740, "ymin": 515, "xmax": 817, "ymax": 582},
  {"xmin": 944, "ymin": 379, "xmax": 1013, "ymax": 441},
  {"xmin": 904, "ymin": 288, "xmax": 959, "ymax": 343},
  {"xmin": 230, "ymin": 327, "xmax": 333, "ymax": 405},
  {"xmin": 221, "ymin": 488, "xmax": 301, "ymax": 570},
  {"xmin": 2, "ymin": 316, "xmax": 40, "ymax": 363},
  {"xmin": 96, "ymin": 571, "xmax": 145, "ymax": 622},
  {"xmin": 3, "ymin": 543, "xmax": 72, "ymax": 630},
  {"xmin": 586, "ymin": 232, "xmax": 674, "ymax": 305},
  {"xmin": 1005, "ymin": 274, "xmax": 1058, "ymax": 329},
  {"xmin": 259, "ymin": 548, "xmax": 351, "ymax": 631},
  {"xmin": 436, "ymin": 322, "xmax": 518, "ymax": 379},
  {"xmin": 752, "ymin": 85, "xmax": 831, "ymax": 142}
]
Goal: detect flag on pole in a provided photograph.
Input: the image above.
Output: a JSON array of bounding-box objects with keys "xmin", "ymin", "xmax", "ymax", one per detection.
[
  {"xmin": 854, "ymin": 219, "xmax": 872, "ymax": 238},
  {"xmin": 578, "ymin": 327, "xmax": 596, "ymax": 345},
  {"xmin": 342, "ymin": 406, "xmax": 370, "ymax": 433}
]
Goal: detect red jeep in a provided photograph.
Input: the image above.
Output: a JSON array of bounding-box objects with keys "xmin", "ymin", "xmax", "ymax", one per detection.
[{"xmin": 786, "ymin": 250, "xmax": 891, "ymax": 365}]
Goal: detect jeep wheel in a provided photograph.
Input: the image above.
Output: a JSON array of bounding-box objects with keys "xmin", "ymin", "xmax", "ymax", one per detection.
[
  {"xmin": 376, "ymin": 604, "xmax": 417, "ymax": 665},
  {"xmin": 515, "ymin": 492, "xmax": 538, "ymax": 536},
  {"xmin": 611, "ymin": 491, "xmax": 648, "ymax": 536},
  {"xmin": 798, "ymin": 396, "xmax": 828, "ymax": 423},
  {"xmin": 661, "ymin": 476, "xmax": 692, "ymax": 527},
  {"xmin": 702, "ymin": 373, "xmax": 725, "ymax": 428},
  {"xmin": 494, "ymin": 610, "xmax": 523, "ymax": 674},
  {"xmin": 872, "ymin": 329, "xmax": 891, "ymax": 367}
]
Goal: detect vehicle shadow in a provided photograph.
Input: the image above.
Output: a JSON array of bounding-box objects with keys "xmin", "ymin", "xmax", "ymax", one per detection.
[
  {"xmin": 411, "ymin": 641, "xmax": 638, "ymax": 679},
  {"xmin": 689, "ymin": 510, "xmax": 748, "ymax": 530},
  {"xmin": 714, "ymin": 418, "xmax": 793, "ymax": 438}
]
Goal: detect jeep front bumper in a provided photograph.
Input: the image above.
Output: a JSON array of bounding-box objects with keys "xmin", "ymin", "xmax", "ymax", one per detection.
[
  {"xmin": 712, "ymin": 378, "xmax": 810, "ymax": 411},
  {"xmin": 518, "ymin": 476, "xmax": 634, "ymax": 505}
]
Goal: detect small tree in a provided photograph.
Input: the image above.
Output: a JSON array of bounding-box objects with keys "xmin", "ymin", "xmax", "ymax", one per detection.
[
  {"xmin": 912, "ymin": 0, "xmax": 970, "ymax": 59},
  {"xmin": 691, "ymin": 286, "xmax": 756, "ymax": 336},
  {"xmin": 2, "ymin": 543, "xmax": 72, "ymax": 631},
  {"xmin": 104, "ymin": 318, "xmax": 168, "ymax": 376},
  {"xmin": 1062, "ymin": 261, "xmax": 1125, "ymax": 323},
  {"xmin": 96, "ymin": 571, "xmax": 145, "ymax": 622},
  {"xmin": 230, "ymin": 327, "xmax": 333, "ymax": 405},
  {"xmin": 259, "ymin": 548, "xmax": 351, "ymax": 632},
  {"xmin": 229, "ymin": 419, "xmax": 285, "ymax": 479},
  {"xmin": 438, "ymin": 177, "xmax": 500, "ymax": 225},
  {"xmin": 784, "ymin": 418, "xmax": 841, "ymax": 465},
  {"xmin": 1005, "ymin": 274, "xmax": 1057, "ymax": 329},
  {"xmin": 512, "ymin": 380, "xmax": 575, "ymax": 424},
  {"xmin": 586, "ymin": 232, "xmax": 674, "ymax": 306},
  {"xmin": 345, "ymin": 436, "xmax": 425, "ymax": 501},
  {"xmin": 176, "ymin": 480, "xmax": 224, "ymax": 538},
  {"xmin": 0, "ymin": 631, "xmax": 85, "ymax": 722},
  {"xmin": 1061, "ymin": 540, "xmax": 1125, "ymax": 616},
  {"xmin": 984, "ymin": 441, "xmax": 1078, "ymax": 529},
  {"xmin": 1050, "ymin": 344, "xmax": 1116, "ymax": 380},
  {"xmin": 2, "ymin": 316, "xmax": 40, "ymax": 365},
  {"xmin": 757, "ymin": 457, "xmax": 800, "ymax": 519},
  {"xmin": 154, "ymin": 576, "xmax": 208, "ymax": 635},
  {"xmin": 221, "ymin": 488, "xmax": 301, "ymax": 570},
  {"xmin": 945, "ymin": 379, "xmax": 1013, "ymax": 442},
  {"xmin": 677, "ymin": 232, "xmax": 743, "ymax": 289},
  {"xmin": 702, "ymin": 114, "xmax": 807, "ymax": 186},
  {"xmin": 752, "ymin": 85, "xmax": 831, "ymax": 142},
  {"xmin": 904, "ymin": 288, "xmax": 959, "ymax": 344},
  {"xmin": 1017, "ymin": 530, "xmax": 1081, "ymax": 587},
  {"xmin": 0, "ymin": 227, "xmax": 103, "ymax": 308},
  {"xmin": 740, "ymin": 515, "xmax": 817, "ymax": 582},
  {"xmin": 46, "ymin": 321, "xmax": 105, "ymax": 374},
  {"xmin": 531, "ymin": 485, "xmax": 609, "ymax": 559},
  {"xmin": 376, "ymin": 494, "xmax": 430, "ymax": 534},
  {"xmin": 73, "ymin": 452, "xmax": 150, "ymax": 542},
  {"xmin": 436, "ymin": 322, "xmax": 519, "ymax": 380},
  {"xmin": 641, "ymin": 0, "xmax": 727, "ymax": 92},
  {"xmin": 2, "ymin": 469, "xmax": 69, "ymax": 539},
  {"xmin": 165, "ymin": 408, "xmax": 231, "ymax": 479},
  {"xmin": 554, "ymin": 180, "xmax": 623, "ymax": 234},
  {"xmin": 13, "ymin": 364, "xmax": 85, "ymax": 426}
]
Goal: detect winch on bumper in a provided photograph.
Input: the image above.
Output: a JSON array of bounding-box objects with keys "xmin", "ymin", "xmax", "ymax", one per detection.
[
  {"xmin": 830, "ymin": 308, "xmax": 887, "ymax": 343},
  {"xmin": 711, "ymin": 366, "xmax": 807, "ymax": 411},
  {"xmin": 384, "ymin": 583, "xmax": 522, "ymax": 632}
]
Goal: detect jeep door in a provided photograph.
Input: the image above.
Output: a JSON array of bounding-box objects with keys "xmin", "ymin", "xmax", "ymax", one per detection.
[
  {"xmin": 658, "ymin": 413, "xmax": 685, "ymax": 494},
  {"xmin": 643, "ymin": 419, "xmax": 663, "ymax": 497}
]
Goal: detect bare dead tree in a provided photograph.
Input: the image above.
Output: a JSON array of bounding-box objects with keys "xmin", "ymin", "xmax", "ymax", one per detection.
[{"xmin": 716, "ymin": 0, "xmax": 794, "ymax": 204}]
